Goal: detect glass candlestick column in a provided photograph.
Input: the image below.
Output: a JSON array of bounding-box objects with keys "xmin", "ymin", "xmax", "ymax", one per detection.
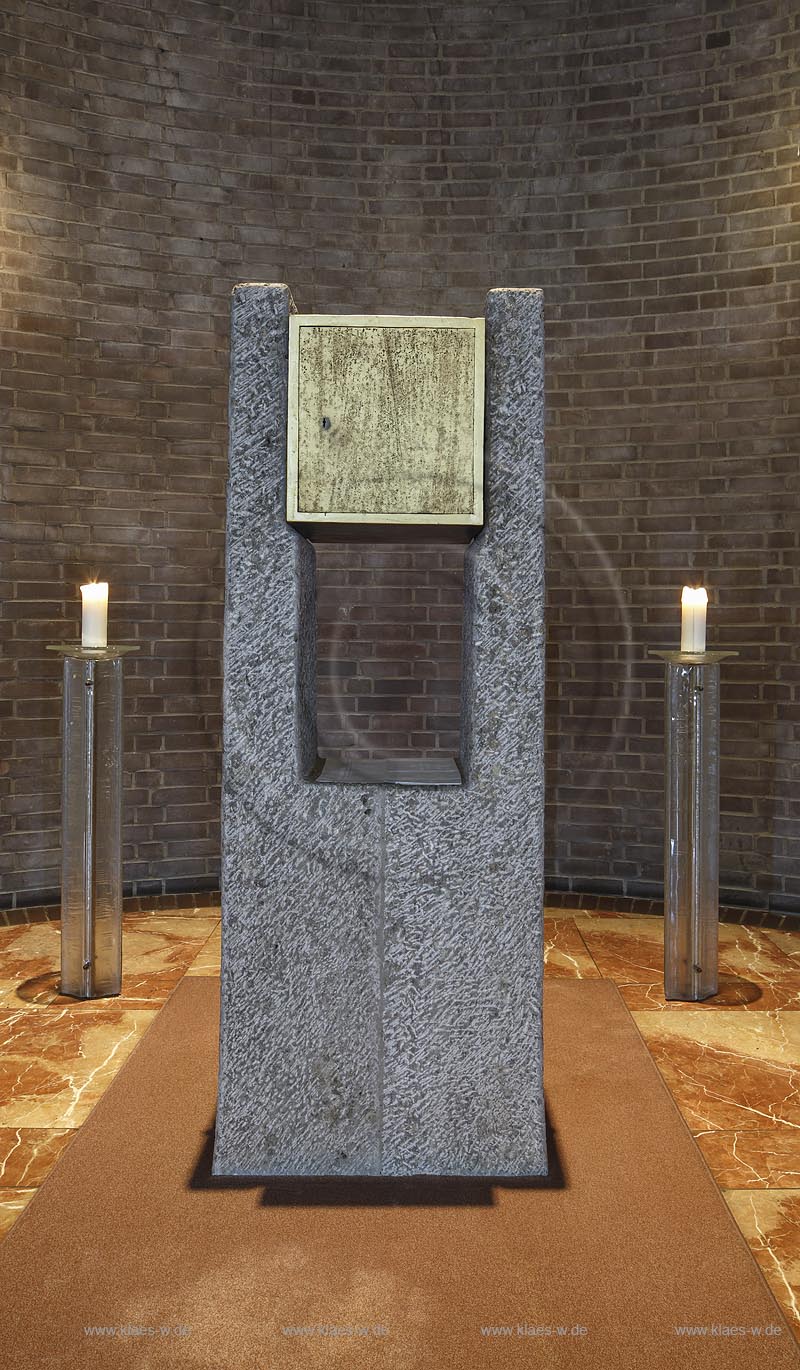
[
  {"xmin": 651, "ymin": 651, "xmax": 737, "ymax": 1002},
  {"xmin": 47, "ymin": 645, "xmax": 138, "ymax": 999}
]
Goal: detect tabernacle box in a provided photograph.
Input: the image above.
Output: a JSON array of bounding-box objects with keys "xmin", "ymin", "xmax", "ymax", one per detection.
[{"xmin": 286, "ymin": 313, "xmax": 485, "ymax": 526}]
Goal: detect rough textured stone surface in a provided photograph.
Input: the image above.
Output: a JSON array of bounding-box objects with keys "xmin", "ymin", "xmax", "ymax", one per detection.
[
  {"xmin": 214, "ymin": 285, "xmax": 383, "ymax": 1176},
  {"xmin": 382, "ymin": 290, "xmax": 546, "ymax": 1174},
  {"xmin": 214, "ymin": 285, "xmax": 546, "ymax": 1177}
]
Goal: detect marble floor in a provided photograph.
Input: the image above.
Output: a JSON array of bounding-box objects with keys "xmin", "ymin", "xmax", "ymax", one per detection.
[{"xmin": 0, "ymin": 906, "xmax": 798, "ymax": 1339}]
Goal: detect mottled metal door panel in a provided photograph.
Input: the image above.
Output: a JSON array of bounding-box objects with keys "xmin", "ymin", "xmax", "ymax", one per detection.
[{"xmin": 288, "ymin": 315, "xmax": 484, "ymax": 524}]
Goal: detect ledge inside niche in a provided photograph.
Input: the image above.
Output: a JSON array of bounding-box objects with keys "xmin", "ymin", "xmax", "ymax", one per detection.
[{"xmin": 311, "ymin": 756, "xmax": 463, "ymax": 786}]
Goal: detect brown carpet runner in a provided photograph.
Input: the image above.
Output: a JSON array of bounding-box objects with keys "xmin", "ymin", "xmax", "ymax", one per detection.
[{"xmin": 0, "ymin": 977, "xmax": 795, "ymax": 1368}]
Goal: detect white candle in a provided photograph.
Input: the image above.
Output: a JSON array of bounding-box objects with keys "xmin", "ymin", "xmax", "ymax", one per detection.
[
  {"xmin": 81, "ymin": 581, "xmax": 109, "ymax": 649},
  {"xmin": 680, "ymin": 585, "xmax": 707, "ymax": 653}
]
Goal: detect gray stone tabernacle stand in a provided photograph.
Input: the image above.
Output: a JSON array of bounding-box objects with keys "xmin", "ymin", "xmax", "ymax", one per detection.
[{"xmin": 214, "ymin": 285, "xmax": 546, "ymax": 1177}]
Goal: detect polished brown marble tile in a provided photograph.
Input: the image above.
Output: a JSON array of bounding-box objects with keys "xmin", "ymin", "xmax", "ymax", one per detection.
[
  {"xmin": 0, "ymin": 1006, "xmax": 155, "ymax": 1128},
  {"xmin": 763, "ymin": 929, "xmax": 800, "ymax": 963},
  {"xmin": 619, "ymin": 973, "xmax": 800, "ymax": 1012},
  {"xmin": 0, "ymin": 980, "xmax": 22, "ymax": 1007},
  {"xmin": 0, "ymin": 924, "xmax": 61, "ymax": 987},
  {"xmin": 578, "ymin": 916, "xmax": 800, "ymax": 1010},
  {"xmin": 543, "ymin": 918, "xmax": 601, "ymax": 979},
  {"xmin": 696, "ymin": 1129, "xmax": 800, "ymax": 1189},
  {"xmin": 0, "ymin": 1127, "xmax": 74, "ymax": 1187},
  {"xmin": 114, "ymin": 913, "xmax": 219, "ymax": 993},
  {"xmin": 632, "ymin": 1010, "xmax": 800, "ymax": 1135},
  {"xmin": 184, "ymin": 927, "xmax": 222, "ymax": 978},
  {"xmin": 698, "ymin": 925, "xmax": 795, "ymax": 989},
  {"xmin": 0, "ymin": 916, "xmax": 219, "ymax": 1010},
  {"xmin": 544, "ymin": 905, "xmax": 629, "ymax": 921},
  {"xmin": 725, "ymin": 1189, "xmax": 800, "ymax": 1334},
  {"xmin": 0, "ymin": 1187, "xmax": 35, "ymax": 1238}
]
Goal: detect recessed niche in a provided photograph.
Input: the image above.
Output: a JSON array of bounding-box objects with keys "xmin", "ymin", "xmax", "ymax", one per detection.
[
  {"xmin": 309, "ymin": 531, "xmax": 468, "ymax": 787},
  {"xmin": 285, "ymin": 310, "xmax": 484, "ymax": 788}
]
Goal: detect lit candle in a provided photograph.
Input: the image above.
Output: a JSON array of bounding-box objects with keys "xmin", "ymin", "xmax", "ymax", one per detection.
[
  {"xmin": 680, "ymin": 585, "xmax": 707, "ymax": 653},
  {"xmin": 80, "ymin": 581, "xmax": 109, "ymax": 649}
]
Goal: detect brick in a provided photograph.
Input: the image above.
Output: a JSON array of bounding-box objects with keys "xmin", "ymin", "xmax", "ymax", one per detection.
[{"xmin": 0, "ymin": 0, "xmax": 798, "ymax": 911}]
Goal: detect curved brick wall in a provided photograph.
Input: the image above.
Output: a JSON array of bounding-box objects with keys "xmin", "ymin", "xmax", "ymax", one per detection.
[{"xmin": 1, "ymin": 0, "xmax": 798, "ymax": 909}]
